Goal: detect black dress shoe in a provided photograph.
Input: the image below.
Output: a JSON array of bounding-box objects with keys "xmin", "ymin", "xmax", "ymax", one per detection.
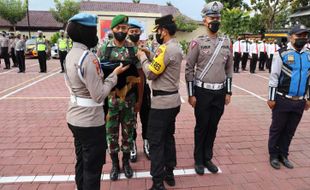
[
  {"xmin": 204, "ymin": 161, "xmax": 218, "ymax": 173},
  {"xmin": 270, "ymin": 158, "xmax": 281, "ymax": 169},
  {"xmin": 149, "ymin": 181, "xmax": 166, "ymax": 190},
  {"xmin": 164, "ymin": 169, "xmax": 175, "ymax": 186},
  {"xmin": 195, "ymin": 164, "xmax": 204, "ymax": 175},
  {"xmin": 279, "ymin": 156, "xmax": 294, "ymax": 169}
]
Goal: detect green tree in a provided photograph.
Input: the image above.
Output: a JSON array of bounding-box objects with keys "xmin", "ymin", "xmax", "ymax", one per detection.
[
  {"xmin": 204, "ymin": 0, "xmax": 250, "ymax": 10},
  {"xmin": 291, "ymin": 0, "xmax": 310, "ymax": 12},
  {"xmin": 250, "ymin": 0, "xmax": 290, "ymax": 30},
  {"xmin": 175, "ymin": 15, "xmax": 198, "ymax": 32},
  {"xmin": 221, "ymin": 8, "xmax": 250, "ymax": 38},
  {"xmin": 248, "ymin": 14, "xmax": 266, "ymax": 34},
  {"xmin": 50, "ymin": 0, "xmax": 80, "ymax": 28},
  {"xmin": 0, "ymin": 0, "xmax": 27, "ymax": 31},
  {"xmin": 132, "ymin": 0, "xmax": 140, "ymax": 3},
  {"xmin": 166, "ymin": 1, "xmax": 172, "ymax": 6},
  {"xmin": 50, "ymin": 32, "xmax": 60, "ymax": 44}
]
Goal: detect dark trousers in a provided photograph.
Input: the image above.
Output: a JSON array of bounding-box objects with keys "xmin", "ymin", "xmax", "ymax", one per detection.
[
  {"xmin": 133, "ymin": 83, "xmax": 151, "ymax": 141},
  {"xmin": 139, "ymin": 83, "xmax": 151, "ymax": 140},
  {"xmin": 259, "ymin": 52, "xmax": 267, "ymax": 70},
  {"xmin": 38, "ymin": 51, "xmax": 46, "ymax": 72},
  {"xmin": 250, "ymin": 54, "xmax": 258, "ymax": 73},
  {"xmin": 241, "ymin": 52, "xmax": 249, "ymax": 70},
  {"xmin": 1, "ymin": 47, "xmax": 11, "ymax": 69},
  {"xmin": 59, "ymin": 50, "xmax": 67, "ymax": 71},
  {"xmin": 11, "ymin": 48, "xmax": 17, "ymax": 66},
  {"xmin": 194, "ymin": 87, "xmax": 225, "ymax": 164},
  {"xmin": 233, "ymin": 52, "xmax": 241, "ymax": 72},
  {"xmin": 266, "ymin": 54, "xmax": 274, "ymax": 73},
  {"xmin": 268, "ymin": 95, "xmax": 305, "ymax": 159},
  {"xmin": 16, "ymin": 51, "xmax": 25, "ymax": 72},
  {"xmin": 68, "ymin": 123, "xmax": 107, "ymax": 190},
  {"xmin": 148, "ymin": 106, "xmax": 180, "ymax": 182}
]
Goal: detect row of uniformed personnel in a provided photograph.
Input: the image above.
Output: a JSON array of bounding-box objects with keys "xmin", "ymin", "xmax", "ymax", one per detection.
[{"xmin": 0, "ymin": 31, "xmax": 26, "ymax": 72}]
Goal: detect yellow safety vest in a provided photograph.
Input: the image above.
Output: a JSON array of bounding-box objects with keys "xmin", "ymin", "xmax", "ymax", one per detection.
[
  {"xmin": 67, "ymin": 38, "xmax": 73, "ymax": 49},
  {"xmin": 36, "ymin": 38, "xmax": 46, "ymax": 51},
  {"xmin": 58, "ymin": 38, "xmax": 68, "ymax": 51}
]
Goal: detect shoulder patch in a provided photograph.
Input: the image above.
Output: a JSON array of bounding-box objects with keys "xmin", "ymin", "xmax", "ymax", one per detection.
[{"xmin": 92, "ymin": 58, "xmax": 101, "ymax": 75}]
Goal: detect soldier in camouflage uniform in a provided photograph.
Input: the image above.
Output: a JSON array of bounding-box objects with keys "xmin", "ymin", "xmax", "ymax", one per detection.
[{"xmin": 97, "ymin": 14, "xmax": 144, "ymax": 181}]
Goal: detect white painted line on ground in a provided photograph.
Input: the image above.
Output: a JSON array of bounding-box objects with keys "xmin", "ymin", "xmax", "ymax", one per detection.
[
  {"xmin": 233, "ymin": 84, "xmax": 267, "ymax": 101},
  {"xmin": 0, "ymin": 63, "xmax": 37, "ymax": 76},
  {"xmin": 0, "ymin": 176, "xmax": 18, "ymax": 183},
  {"xmin": 0, "ymin": 70, "xmax": 60, "ymax": 100},
  {"xmin": 33, "ymin": 175, "xmax": 52, "ymax": 182},
  {"xmin": 0, "ymin": 167, "xmax": 222, "ymax": 183},
  {"xmin": 15, "ymin": 176, "xmax": 36, "ymax": 183},
  {"xmin": 253, "ymin": 73, "xmax": 269, "ymax": 80}
]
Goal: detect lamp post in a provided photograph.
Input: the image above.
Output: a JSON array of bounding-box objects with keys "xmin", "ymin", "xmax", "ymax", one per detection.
[{"xmin": 26, "ymin": 0, "xmax": 31, "ymax": 37}]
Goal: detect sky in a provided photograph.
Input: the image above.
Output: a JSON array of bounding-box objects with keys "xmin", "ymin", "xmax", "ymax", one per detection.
[{"xmin": 28, "ymin": 0, "xmax": 250, "ymax": 21}]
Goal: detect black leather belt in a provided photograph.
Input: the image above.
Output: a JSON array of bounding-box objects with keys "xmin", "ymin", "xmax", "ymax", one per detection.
[{"xmin": 152, "ymin": 90, "xmax": 178, "ymax": 97}]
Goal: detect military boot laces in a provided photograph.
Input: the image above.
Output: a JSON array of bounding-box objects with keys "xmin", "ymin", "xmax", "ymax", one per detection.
[
  {"xmin": 130, "ymin": 141, "xmax": 137, "ymax": 162},
  {"xmin": 110, "ymin": 154, "xmax": 120, "ymax": 181},
  {"xmin": 143, "ymin": 139, "xmax": 150, "ymax": 159},
  {"xmin": 123, "ymin": 153, "xmax": 133, "ymax": 178}
]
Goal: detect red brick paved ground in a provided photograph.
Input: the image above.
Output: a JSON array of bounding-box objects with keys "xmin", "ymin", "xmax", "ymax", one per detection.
[{"xmin": 0, "ymin": 59, "xmax": 310, "ymax": 190}]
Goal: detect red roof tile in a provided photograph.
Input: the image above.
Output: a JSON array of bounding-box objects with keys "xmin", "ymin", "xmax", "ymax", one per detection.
[
  {"xmin": 80, "ymin": 1, "xmax": 180, "ymax": 16},
  {"xmin": 0, "ymin": 11, "xmax": 63, "ymax": 28}
]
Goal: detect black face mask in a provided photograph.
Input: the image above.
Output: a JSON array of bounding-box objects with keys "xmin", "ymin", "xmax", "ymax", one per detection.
[
  {"xmin": 87, "ymin": 36, "xmax": 98, "ymax": 49},
  {"xmin": 113, "ymin": 32, "xmax": 127, "ymax": 42},
  {"xmin": 294, "ymin": 38, "xmax": 307, "ymax": 49},
  {"xmin": 208, "ymin": 20, "xmax": 221, "ymax": 33},
  {"xmin": 156, "ymin": 33, "xmax": 164, "ymax": 45},
  {"xmin": 129, "ymin": 34, "xmax": 140, "ymax": 43}
]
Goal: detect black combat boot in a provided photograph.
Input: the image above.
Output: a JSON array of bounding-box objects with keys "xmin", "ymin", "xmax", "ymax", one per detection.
[
  {"xmin": 110, "ymin": 153, "xmax": 120, "ymax": 181},
  {"xmin": 149, "ymin": 179, "xmax": 166, "ymax": 190},
  {"xmin": 164, "ymin": 167, "xmax": 175, "ymax": 186},
  {"xmin": 123, "ymin": 152, "xmax": 133, "ymax": 178}
]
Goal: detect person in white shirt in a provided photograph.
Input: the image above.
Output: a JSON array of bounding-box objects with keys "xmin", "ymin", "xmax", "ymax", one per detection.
[
  {"xmin": 258, "ymin": 40, "xmax": 268, "ymax": 71},
  {"xmin": 266, "ymin": 40, "xmax": 280, "ymax": 73},
  {"xmin": 249, "ymin": 39, "xmax": 260, "ymax": 73},
  {"xmin": 233, "ymin": 37, "xmax": 242, "ymax": 73},
  {"xmin": 241, "ymin": 39, "xmax": 250, "ymax": 71}
]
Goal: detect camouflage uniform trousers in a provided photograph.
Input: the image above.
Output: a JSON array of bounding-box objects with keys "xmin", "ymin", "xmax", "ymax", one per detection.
[{"xmin": 106, "ymin": 92, "xmax": 137, "ymax": 154}]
